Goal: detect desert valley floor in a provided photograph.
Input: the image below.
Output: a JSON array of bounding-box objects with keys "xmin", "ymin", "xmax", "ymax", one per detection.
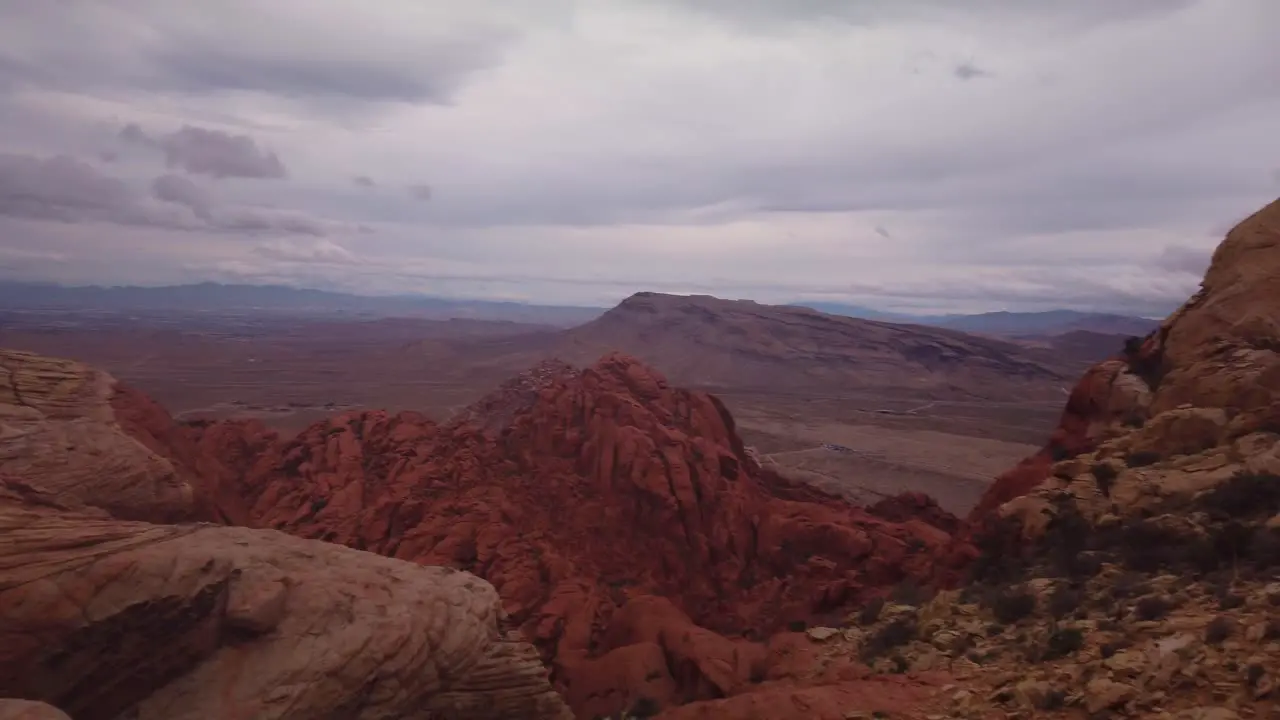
[{"xmin": 0, "ymin": 303, "xmax": 1081, "ymax": 513}]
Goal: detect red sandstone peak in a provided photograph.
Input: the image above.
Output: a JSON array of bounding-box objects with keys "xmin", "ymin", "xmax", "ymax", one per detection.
[{"xmin": 130, "ymin": 351, "xmax": 962, "ymax": 717}]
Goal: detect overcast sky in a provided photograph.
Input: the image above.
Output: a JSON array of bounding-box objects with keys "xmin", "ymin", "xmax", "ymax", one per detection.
[{"xmin": 0, "ymin": 0, "xmax": 1276, "ymax": 314}]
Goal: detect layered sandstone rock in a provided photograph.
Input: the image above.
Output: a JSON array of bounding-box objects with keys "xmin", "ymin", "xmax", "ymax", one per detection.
[
  {"xmin": 0, "ymin": 350, "xmax": 193, "ymax": 522},
  {"xmin": 0, "ymin": 476, "xmax": 571, "ymax": 720}
]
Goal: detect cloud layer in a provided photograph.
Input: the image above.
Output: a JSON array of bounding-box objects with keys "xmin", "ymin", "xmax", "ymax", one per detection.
[{"xmin": 0, "ymin": 0, "xmax": 1277, "ymax": 314}]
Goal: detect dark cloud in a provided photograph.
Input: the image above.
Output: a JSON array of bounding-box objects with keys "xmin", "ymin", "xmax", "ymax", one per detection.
[
  {"xmin": 98, "ymin": 150, "xmax": 119, "ymax": 164},
  {"xmin": 148, "ymin": 37, "xmax": 501, "ymax": 105},
  {"xmin": 122, "ymin": 124, "xmax": 287, "ymax": 179},
  {"xmin": 953, "ymin": 62, "xmax": 992, "ymax": 81},
  {"xmin": 151, "ymin": 173, "xmax": 213, "ymax": 219},
  {"xmin": 0, "ymin": 2, "xmax": 514, "ymax": 106},
  {"xmin": 408, "ymin": 184, "xmax": 433, "ymax": 202},
  {"xmin": 874, "ymin": 226, "xmax": 892, "ymax": 239},
  {"xmin": 353, "ymin": 175, "xmax": 377, "ymax": 188},
  {"xmin": 218, "ymin": 208, "xmax": 327, "ymax": 237},
  {"xmin": 0, "ymin": 151, "xmax": 330, "ymax": 236},
  {"xmin": 0, "ymin": 153, "xmax": 137, "ymax": 223},
  {"xmin": 666, "ymin": 0, "xmax": 1199, "ymax": 31}
]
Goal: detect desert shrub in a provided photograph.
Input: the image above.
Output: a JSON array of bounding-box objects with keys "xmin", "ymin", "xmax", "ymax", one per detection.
[
  {"xmin": 1205, "ymin": 616, "xmax": 1236, "ymax": 644},
  {"xmin": 1108, "ymin": 518, "xmax": 1203, "ymax": 572},
  {"xmin": 627, "ymin": 697, "xmax": 661, "ymax": 718},
  {"xmin": 1042, "ymin": 502, "xmax": 1094, "ymax": 577},
  {"xmin": 858, "ymin": 596, "xmax": 886, "ymax": 626},
  {"xmin": 986, "ymin": 586, "xmax": 1037, "ymax": 624},
  {"xmin": 1125, "ymin": 451, "xmax": 1162, "ymax": 468},
  {"xmin": 1246, "ymin": 663, "xmax": 1267, "ymax": 689},
  {"xmin": 1041, "ymin": 626, "xmax": 1085, "ymax": 662},
  {"xmin": 1197, "ymin": 472, "xmax": 1280, "ymax": 519},
  {"xmin": 1037, "ymin": 689, "xmax": 1067, "ymax": 710},
  {"xmin": 889, "ymin": 579, "xmax": 934, "ymax": 606},
  {"xmin": 1047, "ymin": 584, "xmax": 1083, "ymax": 620},
  {"xmin": 1216, "ymin": 589, "xmax": 1245, "ymax": 611},
  {"xmin": 1133, "ymin": 595, "xmax": 1175, "ymax": 621},
  {"xmin": 786, "ymin": 619, "xmax": 807, "ymax": 633},
  {"xmin": 1109, "ymin": 571, "xmax": 1151, "ymax": 599},
  {"xmin": 1091, "ymin": 463, "xmax": 1119, "ymax": 497},
  {"xmin": 860, "ymin": 617, "xmax": 918, "ymax": 661},
  {"xmin": 1049, "ymin": 444, "xmax": 1074, "ymax": 462}
]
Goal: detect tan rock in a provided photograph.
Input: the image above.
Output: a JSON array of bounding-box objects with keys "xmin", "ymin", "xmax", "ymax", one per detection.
[
  {"xmin": 0, "ymin": 701, "xmax": 72, "ymax": 720},
  {"xmin": 1129, "ymin": 407, "xmax": 1228, "ymax": 459},
  {"xmin": 806, "ymin": 627, "xmax": 839, "ymax": 642},
  {"xmin": 1084, "ymin": 677, "xmax": 1137, "ymax": 713},
  {"xmin": 1177, "ymin": 708, "xmax": 1241, "ymax": 720},
  {"xmin": 0, "ymin": 482, "xmax": 572, "ymax": 720},
  {"xmin": 0, "ymin": 349, "xmax": 193, "ymax": 522}
]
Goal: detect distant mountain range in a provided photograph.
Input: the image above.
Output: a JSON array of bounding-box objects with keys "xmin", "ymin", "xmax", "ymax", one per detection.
[
  {"xmin": 0, "ymin": 281, "xmax": 1159, "ymax": 338},
  {"xmin": 794, "ymin": 302, "xmax": 1159, "ymax": 338},
  {"xmin": 0, "ymin": 281, "xmax": 603, "ymax": 327}
]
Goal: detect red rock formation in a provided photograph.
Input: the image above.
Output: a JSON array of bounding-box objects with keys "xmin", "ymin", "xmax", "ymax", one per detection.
[{"xmin": 122, "ymin": 352, "xmax": 965, "ymax": 717}]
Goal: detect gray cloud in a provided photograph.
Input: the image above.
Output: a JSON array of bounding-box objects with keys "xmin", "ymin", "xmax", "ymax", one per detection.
[
  {"xmin": 0, "ymin": 1, "xmax": 519, "ymax": 106},
  {"xmin": 0, "ymin": 0, "xmax": 1276, "ymax": 314},
  {"xmin": 122, "ymin": 124, "xmax": 287, "ymax": 179},
  {"xmin": 253, "ymin": 238, "xmax": 357, "ymax": 263},
  {"xmin": 667, "ymin": 0, "xmax": 1200, "ymax": 31},
  {"xmin": 151, "ymin": 173, "xmax": 212, "ymax": 219},
  {"xmin": 218, "ymin": 208, "xmax": 328, "ymax": 237},
  {"xmin": 408, "ymin": 184, "xmax": 433, "ymax": 202},
  {"xmin": 0, "ymin": 151, "xmax": 333, "ymax": 236},
  {"xmin": 953, "ymin": 62, "xmax": 992, "ymax": 81},
  {"xmin": 0, "ymin": 153, "xmax": 149, "ymax": 224}
]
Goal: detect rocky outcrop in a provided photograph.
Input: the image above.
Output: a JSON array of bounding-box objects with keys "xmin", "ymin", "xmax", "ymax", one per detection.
[
  {"xmin": 970, "ymin": 197, "xmax": 1280, "ymax": 525},
  {"xmin": 883, "ymin": 196, "xmax": 1280, "ymax": 717},
  {"xmin": 0, "ymin": 474, "xmax": 571, "ymax": 720},
  {"xmin": 0, "ymin": 355, "xmax": 573, "ymax": 719},
  {"xmin": 152, "ymin": 352, "xmax": 965, "ymax": 717},
  {"xmin": 0, "ymin": 350, "xmax": 194, "ymax": 522}
]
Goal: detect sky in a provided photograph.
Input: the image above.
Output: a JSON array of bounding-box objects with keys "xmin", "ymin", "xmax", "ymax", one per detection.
[{"xmin": 0, "ymin": 0, "xmax": 1277, "ymax": 315}]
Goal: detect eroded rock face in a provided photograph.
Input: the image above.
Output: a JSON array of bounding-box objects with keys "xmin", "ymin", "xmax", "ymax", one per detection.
[
  {"xmin": 0, "ymin": 350, "xmax": 193, "ymax": 522},
  {"xmin": 970, "ymin": 196, "xmax": 1280, "ymax": 526},
  {"xmin": 152, "ymin": 352, "xmax": 964, "ymax": 717},
  {"xmin": 0, "ymin": 475, "xmax": 572, "ymax": 720}
]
